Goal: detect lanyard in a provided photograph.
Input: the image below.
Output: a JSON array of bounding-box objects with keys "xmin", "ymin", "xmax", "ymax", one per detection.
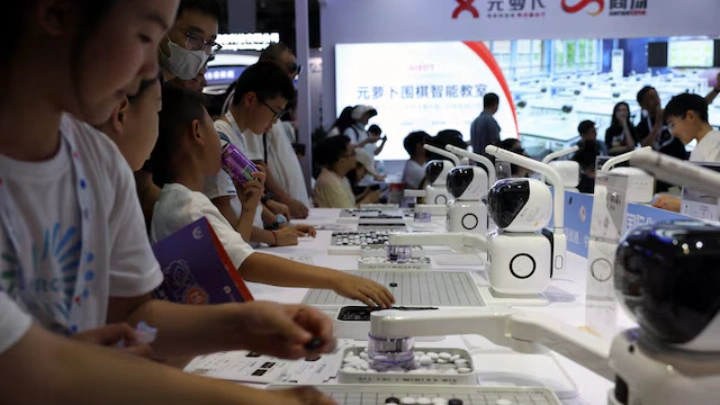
[
  {"xmin": 224, "ymin": 110, "xmax": 247, "ymax": 152},
  {"xmin": 0, "ymin": 131, "xmax": 92, "ymax": 335}
]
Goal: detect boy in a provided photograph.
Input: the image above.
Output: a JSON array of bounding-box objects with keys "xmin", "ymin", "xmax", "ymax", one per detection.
[
  {"xmin": 151, "ymin": 85, "xmax": 394, "ymax": 308},
  {"xmin": 402, "ymin": 131, "xmax": 431, "ymax": 189},
  {"xmin": 664, "ymin": 93, "xmax": 720, "ymax": 162},
  {"xmin": 208, "ymin": 62, "xmax": 312, "ymax": 246},
  {"xmin": 654, "ymin": 94, "xmax": 720, "ymax": 212},
  {"xmin": 159, "ymin": 0, "xmax": 222, "ymax": 82},
  {"xmin": 366, "ymin": 124, "xmax": 388, "ymax": 157}
]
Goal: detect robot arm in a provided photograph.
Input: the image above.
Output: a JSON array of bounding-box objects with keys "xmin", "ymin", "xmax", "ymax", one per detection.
[
  {"xmin": 369, "ymin": 308, "xmax": 614, "ymax": 380},
  {"xmin": 600, "ymin": 146, "xmax": 651, "ymax": 172},
  {"xmin": 541, "ymin": 146, "xmax": 579, "ymax": 185},
  {"xmin": 631, "ymin": 150, "xmax": 720, "ymax": 197},
  {"xmin": 388, "ymin": 232, "xmax": 488, "ymax": 253},
  {"xmin": 445, "ymin": 145, "xmax": 497, "ymax": 186},
  {"xmin": 424, "ymin": 144, "xmax": 460, "ymax": 166}
]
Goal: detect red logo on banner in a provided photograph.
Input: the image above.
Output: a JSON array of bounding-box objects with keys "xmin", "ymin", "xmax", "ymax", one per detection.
[
  {"xmin": 452, "ymin": 0, "xmax": 480, "ymax": 19},
  {"xmin": 561, "ymin": 0, "xmax": 604, "ymax": 15}
]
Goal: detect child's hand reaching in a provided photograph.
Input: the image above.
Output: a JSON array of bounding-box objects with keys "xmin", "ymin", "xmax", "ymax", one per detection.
[{"xmin": 330, "ymin": 274, "xmax": 395, "ymax": 308}]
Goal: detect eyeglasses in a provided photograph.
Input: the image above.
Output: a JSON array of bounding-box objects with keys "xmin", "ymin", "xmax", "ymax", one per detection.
[
  {"xmin": 184, "ymin": 32, "xmax": 222, "ymax": 56},
  {"xmin": 287, "ymin": 62, "xmax": 302, "ymax": 75},
  {"xmin": 258, "ymin": 98, "xmax": 285, "ymax": 120}
]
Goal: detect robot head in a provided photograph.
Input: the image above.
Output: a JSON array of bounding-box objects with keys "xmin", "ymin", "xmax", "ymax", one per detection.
[
  {"xmin": 549, "ymin": 161, "xmax": 580, "ymax": 188},
  {"xmin": 615, "ymin": 220, "xmax": 720, "ymax": 352},
  {"xmin": 486, "ymin": 178, "xmax": 552, "ymax": 232},
  {"xmin": 425, "ymin": 160, "xmax": 453, "ymax": 187},
  {"xmin": 447, "ymin": 166, "xmax": 489, "ymax": 200}
]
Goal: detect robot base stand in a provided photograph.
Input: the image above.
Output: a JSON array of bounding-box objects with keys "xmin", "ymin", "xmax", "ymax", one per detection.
[{"xmin": 478, "ymin": 286, "xmax": 550, "ymax": 307}]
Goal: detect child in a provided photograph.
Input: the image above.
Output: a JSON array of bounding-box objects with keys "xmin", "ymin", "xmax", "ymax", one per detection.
[
  {"xmin": 208, "ymin": 61, "xmax": 312, "ymax": 246},
  {"xmin": 96, "ymin": 78, "xmax": 162, "ymax": 171},
  {"xmin": 150, "ymin": 85, "xmax": 395, "ymax": 308},
  {"xmin": 314, "ymin": 135, "xmax": 361, "ymax": 208},
  {"xmin": 402, "ymin": 131, "xmax": 431, "ymax": 189},
  {"xmin": 366, "ymin": 124, "xmax": 388, "ymax": 157},
  {"xmin": 1, "ymin": 1, "xmax": 337, "ymax": 404},
  {"xmin": 654, "ymin": 93, "xmax": 720, "ymax": 212}
]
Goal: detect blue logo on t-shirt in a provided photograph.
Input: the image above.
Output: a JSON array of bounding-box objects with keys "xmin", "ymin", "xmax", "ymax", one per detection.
[{"xmin": 1, "ymin": 223, "xmax": 95, "ymax": 325}]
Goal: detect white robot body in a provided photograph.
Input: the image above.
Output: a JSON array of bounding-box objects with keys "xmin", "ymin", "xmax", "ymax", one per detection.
[
  {"xmin": 611, "ymin": 167, "xmax": 654, "ymax": 203},
  {"xmin": 549, "ymin": 160, "xmax": 580, "ymax": 189},
  {"xmin": 446, "ymin": 166, "xmax": 489, "ymax": 234},
  {"xmin": 485, "ymin": 178, "xmax": 555, "ymax": 295},
  {"xmin": 607, "ymin": 329, "xmax": 720, "ymax": 405},
  {"xmin": 424, "ymin": 160, "xmax": 454, "ymax": 205},
  {"xmin": 447, "ymin": 200, "xmax": 487, "ymax": 234},
  {"xmin": 487, "ymin": 232, "xmax": 552, "ymax": 295}
]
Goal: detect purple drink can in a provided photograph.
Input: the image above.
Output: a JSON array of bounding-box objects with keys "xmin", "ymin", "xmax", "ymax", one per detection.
[{"xmin": 221, "ymin": 143, "xmax": 258, "ymax": 185}]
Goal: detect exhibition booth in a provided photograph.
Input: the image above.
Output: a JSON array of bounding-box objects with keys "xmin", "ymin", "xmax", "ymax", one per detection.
[{"xmin": 144, "ymin": 2, "xmax": 720, "ymax": 405}]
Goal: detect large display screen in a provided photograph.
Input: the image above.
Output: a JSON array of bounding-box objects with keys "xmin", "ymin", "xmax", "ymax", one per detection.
[
  {"xmin": 335, "ymin": 41, "xmax": 518, "ymax": 160},
  {"xmin": 668, "ymin": 40, "xmax": 714, "ymax": 68}
]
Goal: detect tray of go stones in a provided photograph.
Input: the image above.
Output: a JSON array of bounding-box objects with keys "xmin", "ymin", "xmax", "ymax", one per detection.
[{"xmin": 338, "ymin": 346, "xmax": 476, "ymax": 385}]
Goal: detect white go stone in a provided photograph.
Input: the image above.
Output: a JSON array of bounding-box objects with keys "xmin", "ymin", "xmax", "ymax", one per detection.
[
  {"xmin": 427, "ymin": 352, "xmax": 439, "ymax": 360},
  {"xmin": 444, "ymin": 369, "xmax": 459, "ymax": 375},
  {"xmin": 419, "ymin": 356, "xmax": 433, "ymax": 366},
  {"xmin": 438, "ymin": 352, "xmax": 451, "ymax": 360},
  {"xmin": 458, "ymin": 367, "xmax": 472, "ymax": 373},
  {"xmin": 416, "ymin": 398, "xmax": 433, "ymax": 405},
  {"xmin": 454, "ymin": 359, "xmax": 468, "ymax": 367},
  {"xmin": 341, "ymin": 366, "xmax": 357, "ymax": 373},
  {"xmin": 358, "ymin": 360, "xmax": 369, "ymax": 370},
  {"xmin": 450, "ymin": 354, "xmax": 461, "ymax": 362},
  {"xmin": 359, "ymin": 352, "xmax": 369, "ymax": 360},
  {"xmin": 366, "ymin": 368, "xmax": 378, "ymax": 373},
  {"xmin": 436, "ymin": 359, "xmax": 448, "ymax": 364},
  {"xmin": 400, "ymin": 398, "xmax": 417, "ymax": 405},
  {"xmin": 415, "ymin": 351, "xmax": 425, "ymax": 357},
  {"xmin": 432, "ymin": 399, "xmax": 448, "ymax": 405}
]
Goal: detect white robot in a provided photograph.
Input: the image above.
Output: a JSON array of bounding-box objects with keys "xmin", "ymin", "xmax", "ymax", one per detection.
[
  {"xmin": 371, "ymin": 152, "xmax": 720, "ymax": 405},
  {"xmin": 403, "ymin": 145, "xmax": 458, "ymax": 213},
  {"xmin": 445, "ymin": 145, "xmax": 497, "ymax": 234},
  {"xmin": 484, "ymin": 145, "xmax": 567, "ymax": 296},
  {"xmin": 542, "ymin": 146, "xmax": 580, "ymax": 193},
  {"xmin": 601, "ymin": 146, "xmax": 654, "ymax": 203}
]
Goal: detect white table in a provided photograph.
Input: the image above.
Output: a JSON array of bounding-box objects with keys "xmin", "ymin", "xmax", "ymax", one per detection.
[{"xmin": 247, "ymin": 209, "xmax": 634, "ymax": 405}]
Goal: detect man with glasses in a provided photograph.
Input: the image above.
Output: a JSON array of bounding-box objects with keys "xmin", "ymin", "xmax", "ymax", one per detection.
[
  {"xmin": 159, "ymin": 0, "xmax": 223, "ymax": 82},
  {"xmin": 205, "ymin": 62, "xmax": 312, "ymax": 247}
]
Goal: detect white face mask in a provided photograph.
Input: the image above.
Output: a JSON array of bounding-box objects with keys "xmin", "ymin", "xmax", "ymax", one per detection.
[{"xmin": 160, "ymin": 37, "xmax": 209, "ymax": 80}]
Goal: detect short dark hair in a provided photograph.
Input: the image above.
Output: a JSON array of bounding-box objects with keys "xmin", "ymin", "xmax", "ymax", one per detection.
[
  {"xmin": 577, "ymin": 120, "xmax": 595, "ymax": 135},
  {"xmin": 435, "ymin": 129, "xmax": 468, "ymax": 150},
  {"xmin": 484, "ymin": 93, "xmax": 500, "ymax": 108},
  {"xmin": 368, "ymin": 124, "xmax": 382, "ymax": 135},
  {"xmin": 404, "ymin": 131, "xmax": 430, "ymax": 157},
  {"xmin": 177, "ymin": 0, "xmax": 223, "ymax": 21},
  {"xmin": 636, "ymin": 86, "xmax": 655, "ymax": 105},
  {"xmin": 500, "ymin": 138, "xmax": 523, "ymax": 153},
  {"xmin": 316, "ymin": 135, "xmax": 351, "ymax": 168},
  {"xmin": 664, "ymin": 93, "xmax": 709, "ymax": 123},
  {"xmin": 151, "ymin": 86, "xmax": 209, "ymax": 186},
  {"xmin": 259, "ymin": 43, "xmax": 293, "ymax": 62},
  {"xmin": 231, "ymin": 61, "xmax": 295, "ymax": 106}
]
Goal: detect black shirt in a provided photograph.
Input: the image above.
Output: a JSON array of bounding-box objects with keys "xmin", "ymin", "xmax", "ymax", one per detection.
[
  {"xmin": 635, "ymin": 115, "xmax": 688, "ymax": 192},
  {"xmin": 604, "ymin": 125, "xmax": 637, "ymax": 155}
]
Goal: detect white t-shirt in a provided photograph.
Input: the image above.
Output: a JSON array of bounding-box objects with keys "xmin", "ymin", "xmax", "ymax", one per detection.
[
  {"xmin": 267, "ymin": 121, "xmax": 311, "ymax": 208},
  {"xmin": 0, "ymin": 114, "xmax": 162, "ymax": 336},
  {"xmin": 0, "ymin": 291, "xmax": 33, "ymax": 354},
  {"xmin": 402, "ymin": 160, "xmax": 426, "ymax": 189},
  {"xmin": 344, "ymin": 124, "xmax": 376, "ymax": 156},
  {"xmin": 151, "ymin": 183, "xmax": 255, "ymax": 270},
  {"xmin": 690, "ymin": 130, "xmax": 720, "ymax": 163},
  {"xmin": 204, "ymin": 119, "xmax": 263, "ymax": 231}
]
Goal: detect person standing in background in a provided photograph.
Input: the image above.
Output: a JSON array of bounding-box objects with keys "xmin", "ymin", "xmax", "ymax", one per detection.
[
  {"xmin": 605, "ymin": 102, "xmax": 636, "ymax": 156},
  {"xmin": 366, "ymin": 124, "xmax": 388, "ymax": 157},
  {"xmin": 635, "ymin": 86, "xmax": 688, "ymax": 193},
  {"xmin": 402, "ymin": 131, "xmax": 431, "ymax": 189},
  {"xmin": 470, "ymin": 93, "xmax": 501, "ymax": 157},
  {"xmin": 345, "ymin": 105, "xmax": 382, "ymax": 152}
]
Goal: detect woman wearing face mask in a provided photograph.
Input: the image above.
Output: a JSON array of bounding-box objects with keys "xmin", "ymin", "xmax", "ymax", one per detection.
[{"xmin": 0, "ymin": 1, "xmax": 339, "ymax": 404}]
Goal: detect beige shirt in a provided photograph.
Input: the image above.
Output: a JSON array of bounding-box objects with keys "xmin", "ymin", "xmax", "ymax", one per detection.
[{"xmin": 314, "ymin": 168, "xmax": 356, "ymax": 208}]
